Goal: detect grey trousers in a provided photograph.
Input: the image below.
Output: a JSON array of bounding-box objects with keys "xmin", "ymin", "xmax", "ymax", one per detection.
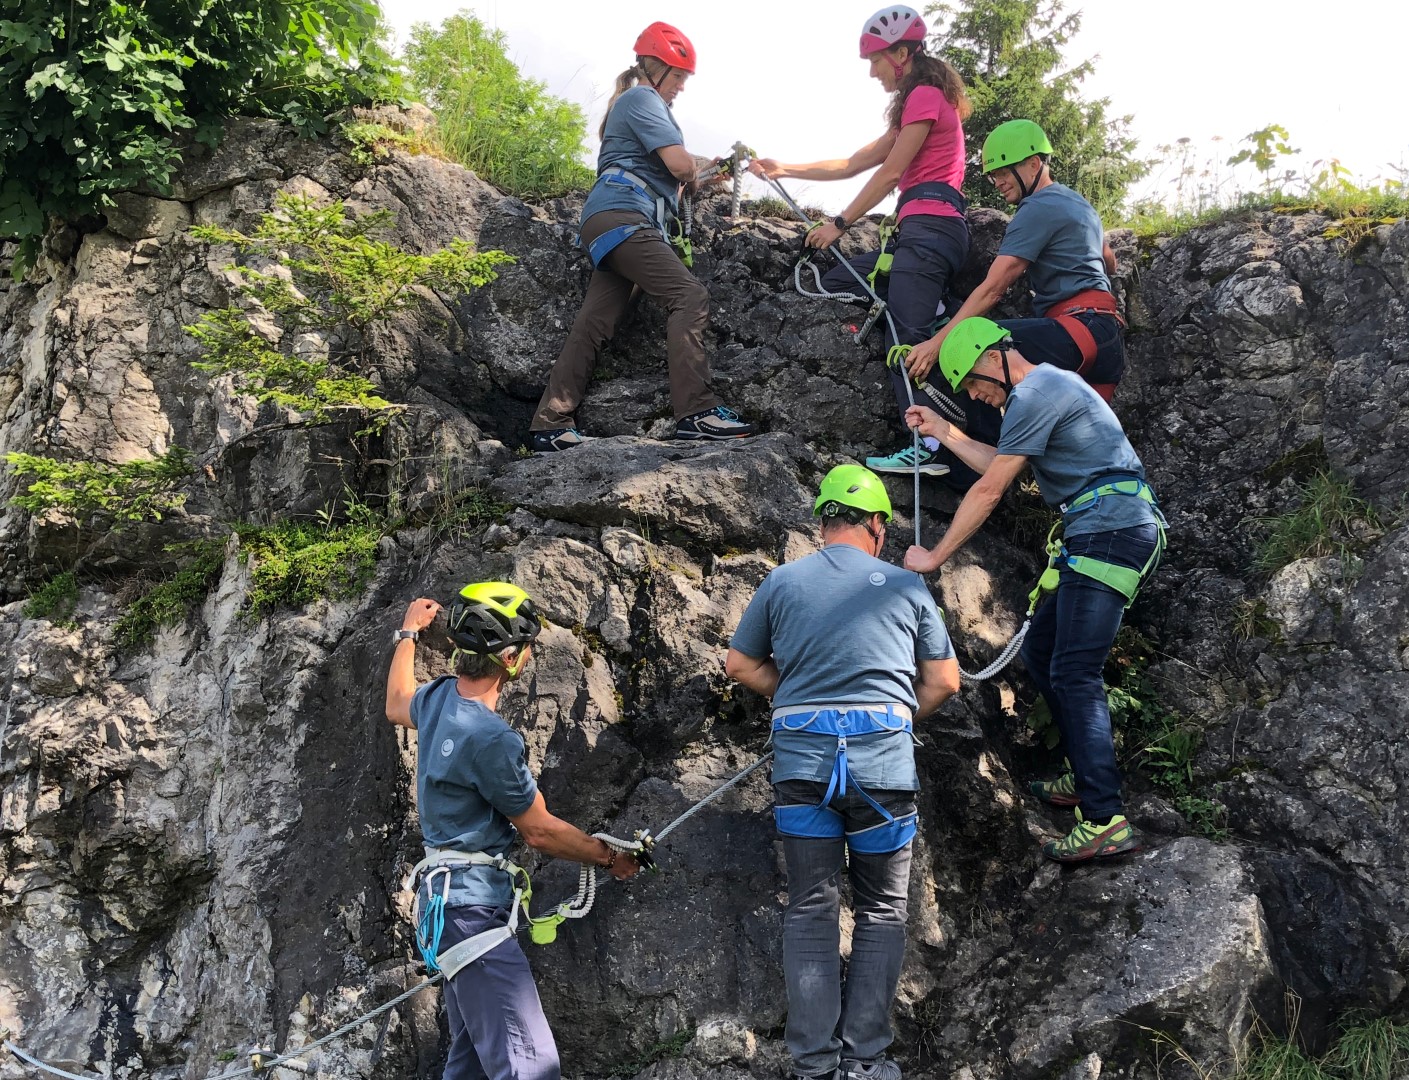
[
  {"xmin": 777, "ymin": 781, "xmax": 915, "ymax": 1077},
  {"xmin": 532, "ymin": 208, "xmax": 721, "ymax": 429},
  {"xmin": 440, "ymin": 905, "xmax": 561, "ymax": 1080}
]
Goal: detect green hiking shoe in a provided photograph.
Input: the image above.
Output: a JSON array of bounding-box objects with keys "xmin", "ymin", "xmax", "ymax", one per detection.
[
  {"xmin": 1029, "ymin": 770, "xmax": 1079, "ymax": 807},
  {"xmin": 1042, "ymin": 810, "xmax": 1143, "ymax": 863}
]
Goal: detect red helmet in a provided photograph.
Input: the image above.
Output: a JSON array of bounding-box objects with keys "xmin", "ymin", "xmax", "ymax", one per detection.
[
  {"xmin": 859, "ymin": 6, "xmax": 927, "ymax": 58},
  {"xmin": 634, "ymin": 21, "xmax": 697, "ymax": 73}
]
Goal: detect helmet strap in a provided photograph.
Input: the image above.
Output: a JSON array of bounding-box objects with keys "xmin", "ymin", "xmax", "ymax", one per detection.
[
  {"xmin": 492, "ymin": 648, "xmax": 528, "ymax": 680},
  {"xmin": 1011, "ymin": 157, "xmax": 1046, "ymax": 202},
  {"xmin": 865, "ymin": 517, "xmax": 885, "ymax": 557}
]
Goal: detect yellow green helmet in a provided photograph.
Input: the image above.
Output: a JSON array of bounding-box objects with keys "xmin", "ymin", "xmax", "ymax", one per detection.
[
  {"xmin": 939, "ymin": 317, "xmax": 1012, "ymax": 392},
  {"xmin": 981, "ymin": 119, "xmax": 1053, "ymax": 174},
  {"xmin": 446, "ymin": 582, "xmax": 542, "ymax": 654},
  {"xmin": 814, "ymin": 464, "xmax": 892, "ymax": 522}
]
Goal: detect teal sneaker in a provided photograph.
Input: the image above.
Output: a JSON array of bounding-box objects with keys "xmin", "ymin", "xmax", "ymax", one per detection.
[
  {"xmin": 864, "ymin": 445, "xmax": 950, "ymax": 476},
  {"xmin": 1042, "ymin": 810, "xmax": 1143, "ymax": 863}
]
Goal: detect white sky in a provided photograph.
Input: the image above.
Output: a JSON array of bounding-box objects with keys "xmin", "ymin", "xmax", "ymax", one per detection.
[{"xmin": 386, "ymin": 0, "xmax": 1409, "ymax": 214}]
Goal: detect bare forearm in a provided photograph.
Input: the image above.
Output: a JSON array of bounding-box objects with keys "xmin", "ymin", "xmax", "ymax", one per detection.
[
  {"xmin": 931, "ymin": 482, "xmax": 1004, "ymax": 565},
  {"xmin": 915, "ymin": 660, "xmax": 961, "ymax": 718},
  {"xmin": 523, "ymin": 814, "xmax": 613, "ymax": 866},
  {"xmin": 840, "ymin": 166, "xmax": 902, "ymax": 225},
  {"xmin": 937, "ymin": 425, "xmax": 999, "ymax": 476},
  {"xmin": 385, "ymin": 639, "xmax": 417, "ymax": 726}
]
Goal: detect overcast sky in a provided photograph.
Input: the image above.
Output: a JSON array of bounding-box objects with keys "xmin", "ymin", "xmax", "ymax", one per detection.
[{"xmin": 385, "ymin": 0, "xmax": 1408, "ymax": 214}]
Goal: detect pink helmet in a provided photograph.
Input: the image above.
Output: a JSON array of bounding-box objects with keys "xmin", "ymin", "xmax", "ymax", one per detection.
[{"xmin": 859, "ymin": 6, "xmax": 927, "ymax": 58}]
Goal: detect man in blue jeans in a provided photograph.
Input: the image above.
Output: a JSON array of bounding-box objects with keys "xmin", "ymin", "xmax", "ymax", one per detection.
[
  {"xmin": 903, "ymin": 318, "xmax": 1166, "ymax": 862},
  {"xmin": 726, "ymin": 465, "xmax": 961, "ymax": 1080},
  {"xmin": 385, "ymin": 582, "xmax": 640, "ymax": 1079}
]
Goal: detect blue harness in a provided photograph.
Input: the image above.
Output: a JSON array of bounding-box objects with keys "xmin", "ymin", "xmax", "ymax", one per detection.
[
  {"xmin": 771, "ymin": 705, "xmax": 918, "ymax": 854},
  {"xmin": 584, "ymin": 166, "xmax": 673, "ymax": 268}
]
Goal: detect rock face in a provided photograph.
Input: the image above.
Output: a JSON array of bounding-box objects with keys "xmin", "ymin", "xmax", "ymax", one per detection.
[{"xmin": 0, "ymin": 118, "xmax": 1405, "ymax": 1080}]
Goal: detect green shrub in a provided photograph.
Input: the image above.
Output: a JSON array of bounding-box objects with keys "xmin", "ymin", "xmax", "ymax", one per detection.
[
  {"xmin": 24, "ymin": 570, "xmax": 79, "ymax": 623},
  {"xmin": 5, "ymin": 448, "xmax": 193, "ymax": 524},
  {"xmin": 404, "ymin": 13, "xmax": 594, "ymax": 198},
  {"xmin": 188, "ymin": 192, "xmax": 513, "ymax": 427},
  {"xmin": 235, "ymin": 520, "xmax": 382, "ymax": 618},
  {"xmin": 0, "ymin": 1, "xmax": 404, "ymax": 277},
  {"xmin": 1253, "ymin": 470, "xmax": 1384, "ymax": 575},
  {"xmin": 114, "ymin": 540, "xmax": 227, "ymax": 648},
  {"xmin": 341, "ymin": 120, "xmax": 445, "ymax": 165}
]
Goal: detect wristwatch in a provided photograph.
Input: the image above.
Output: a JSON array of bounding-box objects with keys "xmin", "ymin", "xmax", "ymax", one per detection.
[
  {"xmin": 832, "ymin": 215, "xmax": 849, "ymax": 231},
  {"xmin": 393, "ymin": 629, "xmax": 419, "ymax": 644}
]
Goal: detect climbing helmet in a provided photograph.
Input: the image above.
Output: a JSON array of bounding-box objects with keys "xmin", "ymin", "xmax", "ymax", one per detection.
[
  {"xmin": 939, "ymin": 317, "xmax": 1012, "ymax": 392},
  {"xmin": 859, "ymin": 5, "xmax": 927, "ymax": 57},
  {"xmin": 814, "ymin": 464, "xmax": 893, "ymax": 522},
  {"xmin": 634, "ymin": 22, "xmax": 697, "ymax": 73},
  {"xmin": 981, "ymin": 119, "xmax": 1054, "ymax": 174},
  {"xmin": 446, "ymin": 582, "xmax": 543, "ymax": 655}
]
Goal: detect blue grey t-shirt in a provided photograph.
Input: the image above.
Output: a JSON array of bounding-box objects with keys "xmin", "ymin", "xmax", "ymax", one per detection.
[
  {"xmin": 730, "ymin": 544, "xmax": 954, "ymax": 789},
  {"xmin": 410, "ymin": 676, "xmax": 538, "ymax": 908},
  {"xmin": 580, "ymin": 85, "xmax": 684, "ymax": 227},
  {"xmin": 998, "ymin": 183, "xmax": 1110, "ymax": 313},
  {"xmin": 997, "ymin": 365, "xmax": 1156, "ymax": 536}
]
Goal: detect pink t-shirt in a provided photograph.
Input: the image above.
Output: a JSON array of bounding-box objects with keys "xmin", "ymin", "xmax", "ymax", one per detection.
[{"xmin": 896, "ymin": 84, "xmax": 966, "ymax": 222}]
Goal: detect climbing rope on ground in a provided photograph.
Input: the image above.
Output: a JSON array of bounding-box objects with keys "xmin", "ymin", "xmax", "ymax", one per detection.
[{"xmin": 0, "ymin": 753, "xmax": 775, "ymax": 1080}]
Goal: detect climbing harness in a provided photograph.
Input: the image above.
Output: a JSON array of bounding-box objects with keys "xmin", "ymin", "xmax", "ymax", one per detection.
[
  {"xmin": 772, "ymin": 705, "xmax": 918, "ymax": 852},
  {"xmin": 1042, "ymin": 289, "xmax": 1125, "ymax": 403},
  {"xmin": 585, "ymin": 166, "xmax": 676, "ymax": 268},
  {"xmin": 0, "ymin": 753, "xmax": 775, "ymax": 1080},
  {"xmin": 957, "ymin": 476, "xmax": 1168, "ymax": 683}
]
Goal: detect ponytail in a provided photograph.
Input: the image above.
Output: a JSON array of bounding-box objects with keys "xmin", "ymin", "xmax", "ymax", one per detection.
[{"xmin": 598, "ymin": 56, "xmax": 676, "ymax": 138}]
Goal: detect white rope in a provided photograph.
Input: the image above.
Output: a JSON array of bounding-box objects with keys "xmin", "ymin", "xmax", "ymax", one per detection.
[{"xmin": 958, "ymin": 618, "xmax": 1031, "ymax": 683}]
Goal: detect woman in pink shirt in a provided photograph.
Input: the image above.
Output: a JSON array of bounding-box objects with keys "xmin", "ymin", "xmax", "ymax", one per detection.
[{"xmin": 751, "ymin": 5, "xmax": 995, "ymax": 488}]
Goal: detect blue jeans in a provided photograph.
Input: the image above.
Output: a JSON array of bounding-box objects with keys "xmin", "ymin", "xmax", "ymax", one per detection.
[
  {"xmin": 440, "ymin": 906, "xmax": 560, "ymax": 1080},
  {"xmin": 1019, "ymin": 524, "xmax": 1160, "ymax": 821},
  {"xmin": 775, "ymin": 780, "xmax": 914, "ymax": 1077}
]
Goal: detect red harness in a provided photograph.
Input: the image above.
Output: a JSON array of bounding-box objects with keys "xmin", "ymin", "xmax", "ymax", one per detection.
[{"xmin": 1042, "ymin": 289, "xmax": 1125, "ymax": 402}]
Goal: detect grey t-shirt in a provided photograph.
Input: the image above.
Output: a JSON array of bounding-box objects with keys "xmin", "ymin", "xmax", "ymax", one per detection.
[
  {"xmin": 580, "ymin": 85, "xmax": 683, "ymax": 227},
  {"xmin": 998, "ymin": 183, "xmax": 1111, "ymax": 312},
  {"xmin": 730, "ymin": 544, "xmax": 954, "ymax": 789},
  {"xmin": 997, "ymin": 365, "xmax": 1156, "ymax": 536},
  {"xmin": 410, "ymin": 676, "xmax": 538, "ymax": 907}
]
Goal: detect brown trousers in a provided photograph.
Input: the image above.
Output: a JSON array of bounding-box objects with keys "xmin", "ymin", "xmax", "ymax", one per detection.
[{"xmin": 532, "ymin": 209, "xmax": 720, "ymax": 430}]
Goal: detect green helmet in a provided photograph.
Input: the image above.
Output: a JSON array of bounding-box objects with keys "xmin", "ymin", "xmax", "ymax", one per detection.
[
  {"xmin": 447, "ymin": 581, "xmax": 542, "ymax": 676},
  {"xmin": 939, "ymin": 317, "xmax": 1012, "ymax": 392},
  {"xmin": 981, "ymin": 119, "xmax": 1053, "ymax": 174},
  {"xmin": 814, "ymin": 464, "xmax": 893, "ymax": 522}
]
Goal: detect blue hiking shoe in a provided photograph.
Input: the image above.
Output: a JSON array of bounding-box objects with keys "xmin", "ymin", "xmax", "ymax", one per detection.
[{"xmin": 865, "ymin": 444, "xmax": 950, "ymax": 477}]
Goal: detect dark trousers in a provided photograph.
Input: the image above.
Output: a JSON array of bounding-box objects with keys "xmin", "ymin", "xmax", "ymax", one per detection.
[
  {"xmin": 821, "ymin": 214, "xmax": 999, "ymax": 487},
  {"xmin": 1019, "ymin": 524, "xmax": 1161, "ymax": 821},
  {"xmin": 775, "ymin": 780, "xmax": 915, "ymax": 1077},
  {"xmin": 532, "ymin": 209, "xmax": 719, "ymax": 429},
  {"xmin": 439, "ymin": 906, "xmax": 561, "ymax": 1080},
  {"xmin": 997, "ymin": 312, "xmax": 1127, "ymax": 385}
]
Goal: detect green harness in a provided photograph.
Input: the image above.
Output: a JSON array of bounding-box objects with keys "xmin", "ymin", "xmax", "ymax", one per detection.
[{"xmin": 1027, "ymin": 478, "xmax": 1169, "ymax": 612}]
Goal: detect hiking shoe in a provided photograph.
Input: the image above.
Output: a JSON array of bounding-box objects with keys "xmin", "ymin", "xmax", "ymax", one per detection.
[
  {"xmin": 530, "ymin": 427, "xmax": 585, "ymax": 453},
  {"xmin": 1030, "ymin": 770, "xmax": 1080, "ymax": 807},
  {"xmin": 865, "ymin": 445, "xmax": 950, "ymax": 476},
  {"xmin": 675, "ymin": 405, "xmax": 757, "ymax": 440},
  {"xmin": 1042, "ymin": 811, "xmax": 1143, "ymax": 863},
  {"xmin": 843, "ymin": 1059, "xmax": 901, "ymax": 1080}
]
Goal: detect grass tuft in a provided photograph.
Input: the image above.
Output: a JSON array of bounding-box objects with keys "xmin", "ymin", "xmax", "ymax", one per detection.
[
  {"xmin": 24, "ymin": 570, "xmax": 79, "ymax": 624},
  {"xmin": 1252, "ymin": 470, "xmax": 1385, "ymax": 575}
]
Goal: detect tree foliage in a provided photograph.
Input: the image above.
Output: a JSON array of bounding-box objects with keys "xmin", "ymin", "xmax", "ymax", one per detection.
[
  {"xmin": 0, "ymin": 0, "xmax": 404, "ymax": 275},
  {"xmin": 927, "ymin": 0, "xmax": 1146, "ymax": 214},
  {"xmin": 5, "ymin": 448, "xmax": 194, "ymax": 523},
  {"xmin": 404, "ymin": 13, "xmax": 594, "ymax": 197}
]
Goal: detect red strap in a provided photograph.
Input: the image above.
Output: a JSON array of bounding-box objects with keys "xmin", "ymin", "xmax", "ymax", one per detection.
[
  {"xmin": 1089, "ymin": 382, "xmax": 1117, "ymax": 403},
  {"xmin": 1043, "ymin": 289, "xmax": 1122, "ymax": 379}
]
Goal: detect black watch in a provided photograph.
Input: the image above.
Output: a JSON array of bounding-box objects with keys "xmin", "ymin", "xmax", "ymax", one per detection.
[
  {"xmin": 393, "ymin": 629, "xmax": 419, "ymax": 644},
  {"xmin": 832, "ymin": 215, "xmax": 849, "ymax": 231}
]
